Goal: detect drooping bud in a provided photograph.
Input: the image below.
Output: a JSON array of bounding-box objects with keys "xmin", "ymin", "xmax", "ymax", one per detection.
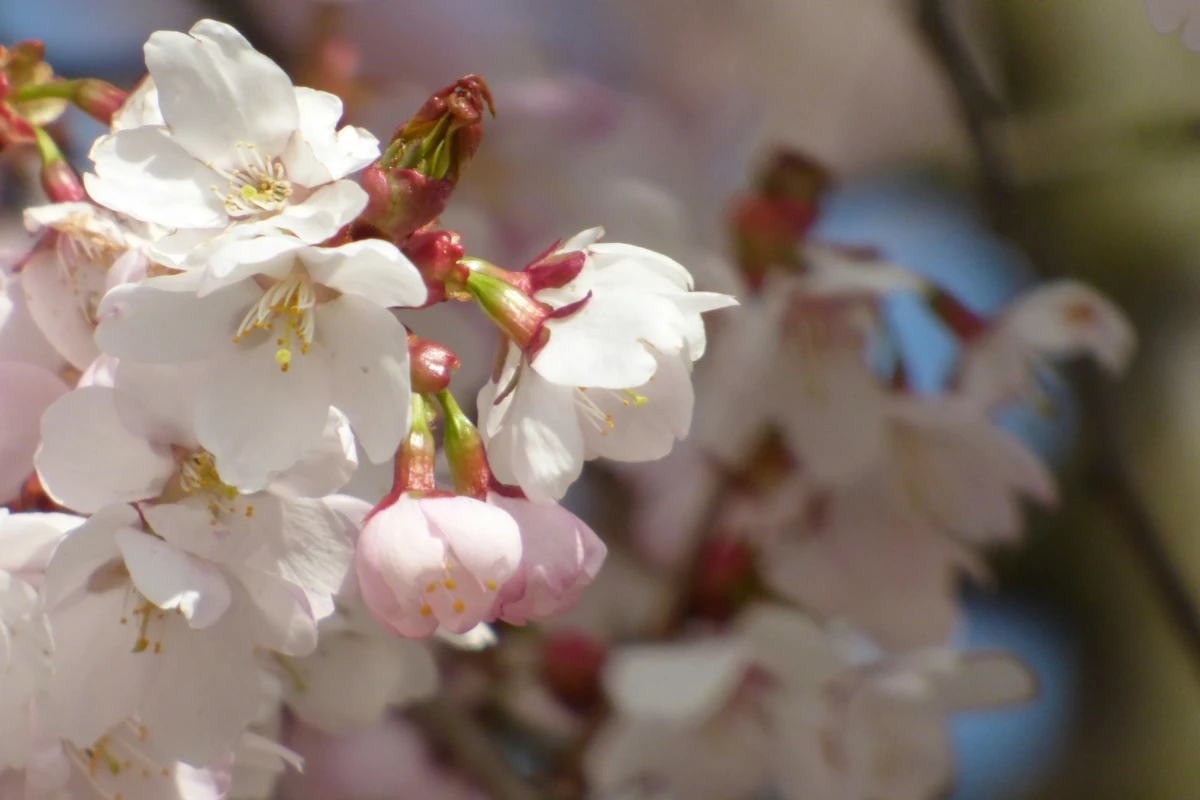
[
  {"xmin": 465, "ymin": 268, "xmax": 552, "ymax": 351},
  {"xmin": 409, "ymin": 334, "xmax": 460, "ymax": 395},
  {"xmin": 402, "ymin": 228, "xmax": 468, "ymax": 303},
  {"xmin": 34, "ymin": 128, "xmax": 84, "ymax": 202},
  {"xmin": 437, "ymin": 389, "xmax": 491, "ymax": 500},
  {"xmin": 71, "ymin": 79, "xmax": 128, "ymax": 126},
  {"xmin": 383, "ymin": 74, "xmax": 495, "ymax": 184},
  {"xmin": 355, "ymin": 165, "xmax": 453, "ymax": 244}
]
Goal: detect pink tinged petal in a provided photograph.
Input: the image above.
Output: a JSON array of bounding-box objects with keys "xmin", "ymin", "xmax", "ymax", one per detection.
[
  {"xmin": 269, "ymin": 407, "xmax": 358, "ymax": 498},
  {"xmin": 138, "ymin": 610, "xmax": 263, "ymax": 765},
  {"xmin": 605, "ymin": 639, "xmax": 753, "ymax": 722},
  {"xmin": 0, "ymin": 362, "xmax": 67, "ymax": 504},
  {"xmin": 489, "ymin": 494, "xmax": 606, "ymax": 624},
  {"xmin": 115, "ymin": 528, "xmax": 232, "ymax": 629},
  {"xmin": 138, "ymin": 501, "xmax": 240, "ymax": 565},
  {"xmin": 144, "ymin": 20, "xmax": 298, "ymax": 168},
  {"xmin": 36, "ymin": 386, "xmax": 177, "ymax": 514},
  {"xmin": 259, "ymin": 179, "xmax": 368, "ymax": 244},
  {"xmin": 0, "ymin": 275, "xmax": 66, "ymax": 371},
  {"xmin": 43, "ymin": 588, "xmax": 145, "ymax": 750},
  {"xmin": 95, "ymin": 271, "xmax": 260, "ymax": 363},
  {"xmin": 84, "ymin": 127, "xmax": 226, "ymax": 228},
  {"xmin": 0, "ymin": 511, "xmax": 81, "ymax": 576},
  {"xmin": 281, "ymin": 87, "xmax": 380, "ymax": 185},
  {"xmin": 486, "ymin": 370, "xmax": 583, "ymax": 504},
  {"xmin": 20, "ymin": 250, "xmax": 102, "ymax": 370},
  {"xmin": 355, "ymin": 499, "xmax": 444, "ymax": 638},
  {"xmin": 301, "ymin": 240, "xmax": 427, "ymax": 308},
  {"xmin": 536, "ymin": 294, "xmax": 685, "ymax": 389},
  {"xmin": 1006, "ymin": 280, "xmax": 1136, "ymax": 375},
  {"xmin": 422, "ymin": 496, "xmax": 523, "ymax": 586},
  {"xmin": 41, "ymin": 504, "xmax": 136, "ymax": 609},
  {"xmin": 195, "ymin": 336, "xmax": 332, "ymax": 493},
  {"xmin": 581, "ymin": 348, "xmax": 694, "ymax": 463},
  {"xmin": 319, "ymin": 295, "xmax": 412, "ymax": 464},
  {"xmin": 238, "ymin": 569, "xmax": 319, "ymax": 656}
]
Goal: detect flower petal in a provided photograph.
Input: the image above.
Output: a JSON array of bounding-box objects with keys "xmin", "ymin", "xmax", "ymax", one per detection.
[
  {"xmin": 422, "ymin": 496, "xmax": 523, "ymax": 586},
  {"xmin": 0, "ymin": 362, "xmax": 66, "ymax": 504},
  {"xmin": 320, "ymin": 295, "xmax": 413, "ymax": 464},
  {"xmin": 20, "ymin": 250, "xmax": 102, "ymax": 371},
  {"xmin": 302, "ymin": 239, "xmax": 427, "ymax": 308},
  {"xmin": 260, "ymin": 179, "xmax": 369, "ymax": 244},
  {"xmin": 95, "ymin": 271, "xmax": 259, "ymax": 363},
  {"xmin": 36, "ymin": 386, "xmax": 177, "ymax": 514},
  {"xmin": 144, "ymin": 20, "xmax": 297, "ymax": 168},
  {"xmin": 269, "ymin": 407, "xmax": 358, "ymax": 498},
  {"xmin": 115, "ymin": 528, "xmax": 233, "ymax": 629},
  {"xmin": 85, "ymin": 127, "xmax": 226, "ymax": 228},
  {"xmin": 281, "ymin": 87, "xmax": 380, "ymax": 185},
  {"xmin": 195, "ymin": 336, "xmax": 332, "ymax": 493}
]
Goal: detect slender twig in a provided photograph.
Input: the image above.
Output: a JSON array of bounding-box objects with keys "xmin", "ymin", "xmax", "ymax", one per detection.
[
  {"xmin": 409, "ymin": 696, "xmax": 545, "ymax": 800},
  {"xmin": 917, "ymin": 0, "xmax": 1200, "ymax": 678}
]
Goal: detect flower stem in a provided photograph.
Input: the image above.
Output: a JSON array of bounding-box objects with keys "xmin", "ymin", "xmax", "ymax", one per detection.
[{"xmin": 15, "ymin": 80, "xmax": 77, "ymax": 103}]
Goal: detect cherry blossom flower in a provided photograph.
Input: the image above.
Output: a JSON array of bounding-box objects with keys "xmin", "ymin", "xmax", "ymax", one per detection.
[
  {"xmin": 958, "ymin": 280, "xmax": 1136, "ymax": 409},
  {"xmin": 84, "ymin": 20, "xmax": 378, "ymax": 263},
  {"xmin": 475, "ymin": 231, "xmax": 735, "ymax": 502},
  {"xmin": 355, "ymin": 493, "xmax": 522, "ymax": 637},
  {"xmin": 35, "ymin": 361, "xmax": 356, "ymax": 619},
  {"xmin": 587, "ymin": 605, "xmax": 1037, "ymax": 800},
  {"xmin": 489, "ymin": 490, "xmax": 608, "ymax": 624},
  {"xmin": 94, "ymin": 237, "xmax": 426, "ymax": 491},
  {"xmin": 21, "ymin": 201, "xmax": 150, "ymax": 370},
  {"xmin": 40, "ymin": 502, "xmax": 322, "ymax": 764}
]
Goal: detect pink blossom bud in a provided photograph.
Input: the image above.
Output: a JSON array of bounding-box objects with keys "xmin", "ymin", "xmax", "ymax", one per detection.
[
  {"xmin": 387, "ymin": 74, "xmax": 495, "ymax": 184},
  {"xmin": 71, "ymin": 79, "xmax": 127, "ymax": 126},
  {"xmin": 356, "ymin": 493, "xmax": 522, "ymax": 638},
  {"xmin": 408, "ymin": 335, "xmax": 460, "ymax": 395},
  {"xmin": 488, "ymin": 491, "xmax": 607, "ymax": 625},
  {"xmin": 357, "ymin": 166, "xmax": 453, "ymax": 244},
  {"xmin": 40, "ymin": 157, "xmax": 84, "ymax": 202},
  {"xmin": 541, "ymin": 631, "xmax": 607, "ymax": 710}
]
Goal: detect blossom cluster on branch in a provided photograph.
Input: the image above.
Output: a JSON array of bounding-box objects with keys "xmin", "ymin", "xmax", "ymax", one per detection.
[{"xmin": 0, "ymin": 17, "xmax": 1135, "ymax": 800}]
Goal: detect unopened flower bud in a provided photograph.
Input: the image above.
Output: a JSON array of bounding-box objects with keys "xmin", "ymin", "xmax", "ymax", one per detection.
[
  {"xmin": 72, "ymin": 79, "xmax": 127, "ymax": 126},
  {"xmin": 409, "ymin": 335, "xmax": 460, "ymax": 395},
  {"xmin": 382, "ymin": 74, "xmax": 495, "ymax": 184},
  {"xmin": 437, "ymin": 389, "xmax": 491, "ymax": 500},
  {"xmin": 403, "ymin": 228, "xmax": 468, "ymax": 302},
  {"xmin": 39, "ymin": 152, "xmax": 84, "ymax": 202},
  {"xmin": 465, "ymin": 269, "xmax": 552, "ymax": 351},
  {"xmin": 357, "ymin": 165, "xmax": 453, "ymax": 243},
  {"xmin": 381, "ymin": 395, "xmax": 438, "ymax": 508}
]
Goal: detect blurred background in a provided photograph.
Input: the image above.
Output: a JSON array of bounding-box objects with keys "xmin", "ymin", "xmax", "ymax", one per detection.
[{"xmin": 4, "ymin": 0, "xmax": 1200, "ymax": 798}]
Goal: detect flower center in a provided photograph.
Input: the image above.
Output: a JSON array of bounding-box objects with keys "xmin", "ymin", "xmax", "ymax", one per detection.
[
  {"xmin": 417, "ymin": 556, "xmax": 497, "ymax": 619},
  {"xmin": 233, "ymin": 274, "xmax": 317, "ymax": 372},
  {"xmin": 68, "ymin": 720, "xmax": 173, "ymax": 798},
  {"xmin": 177, "ymin": 449, "xmax": 250, "ymax": 520},
  {"xmin": 210, "ymin": 142, "xmax": 293, "ymax": 218},
  {"xmin": 573, "ymin": 387, "xmax": 649, "ymax": 436},
  {"xmin": 52, "ymin": 213, "xmax": 125, "ymax": 325}
]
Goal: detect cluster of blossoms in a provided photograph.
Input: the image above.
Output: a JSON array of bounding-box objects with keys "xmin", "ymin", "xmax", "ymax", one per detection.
[
  {"xmin": 0, "ymin": 20, "xmax": 737, "ymax": 797},
  {"xmin": 0, "ymin": 15, "xmax": 1136, "ymax": 800}
]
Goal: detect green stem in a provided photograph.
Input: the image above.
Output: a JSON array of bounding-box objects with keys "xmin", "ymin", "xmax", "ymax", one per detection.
[
  {"xmin": 33, "ymin": 126, "xmax": 65, "ymax": 165},
  {"xmin": 15, "ymin": 80, "xmax": 77, "ymax": 104}
]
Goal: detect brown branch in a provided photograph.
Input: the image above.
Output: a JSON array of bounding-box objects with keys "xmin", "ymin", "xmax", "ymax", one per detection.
[{"xmin": 917, "ymin": 0, "xmax": 1200, "ymax": 679}]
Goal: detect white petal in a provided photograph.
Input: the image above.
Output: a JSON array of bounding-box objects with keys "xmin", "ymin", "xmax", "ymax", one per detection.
[
  {"xmin": 1007, "ymin": 280, "xmax": 1136, "ymax": 375},
  {"xmin": 20, "ymin": 250, "xmax": 102, "ymax": 371},
  {"xmin": 95, "ymin": 271, "xmax": 259, "ymax": 363},
  {"xmin": 41, "ymin": 503, "xmax": 135, "ymax": 609},
  {"xmin": 536, "ymin": 294, "xmax": 685, "ymax": 389},
  {"xmin": 195, "ymin": 338, "xmax": 332, "ymax": 493},
  {"xmin": 320, "ymin": 295, "xmax": 412, "ymax": 464},
  {"xmin": 281, "ymin": 87, "xmax": 380, "ymax": 185},
  {"xmin": 605, "ymin": 639, "xmax": 752, "ymax": 722},
  {"xmin": 111, "ymin": 74, "xmax": 163, "ymax": 129},
  {"xmin": 85, "ymin": 127, "xmax": 226, "ymax": 228},
  {"xmin": 239, "ymin": 569, "xmax": 319, "ymax": 656},
  {"xmin": 581, "ymin": 349, "xmax": 693, "ymax": 463},
  {"xmin": 115, "ymin": 528, "xmax": 232, "ymax": 628},
  {"xmin": 0, "ymin": 362, "xmax": 67, "ymax": 504},
  {"xmin": 301, "ymin": 240, "xmax": 427, "ymax": 308},
  {"xmin": 110, "ymin": 361, "xmax": 204, "ymax": 447},
  {"xmin": 257, "ymin": 496, "xmax": 354, "ymax": 620},
  {"xmin": 145, "ymin": 20, "xmax": 297, "ymax": 168},
  {"xmin": 0, "ymin": 511, "xmax": 81, "ymax": 576},
  {"xmin": 36, "ymin": 386, "xmax": 177, "ymax": 513},
  {"xmin": 259, "ymin": 179, "xmax": 368, "ymax": 244},
  {"xmin": 269, "ymin": 407, "xmax": 358, "ymax": 498},
  {"xmin": 486, "ymin": 369, "xmax": 583, "ymax": 503}
]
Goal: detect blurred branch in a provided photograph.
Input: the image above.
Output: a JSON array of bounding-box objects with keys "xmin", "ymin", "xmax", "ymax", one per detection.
[
  {"xmin": 917, "ymin": 0, "xmax": 1200, "ymax": 680},
  {"xmin": 195, "ymin": 0, "xmax": 291, "ymax": 70},
  {"xmin": 409, "ymin": 696, "xmax": 546, "ymax": 800}
]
